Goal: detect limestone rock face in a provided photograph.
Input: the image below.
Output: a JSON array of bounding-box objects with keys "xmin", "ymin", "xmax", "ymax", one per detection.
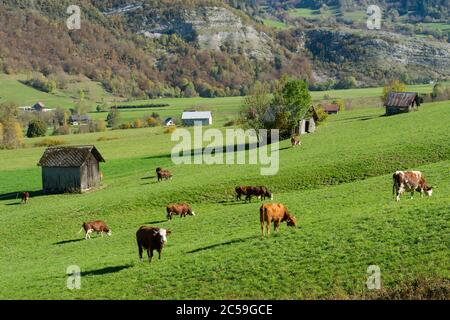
[{"xmin": 107, "ymin": 4, "xmax": 273, "ymax": 60}]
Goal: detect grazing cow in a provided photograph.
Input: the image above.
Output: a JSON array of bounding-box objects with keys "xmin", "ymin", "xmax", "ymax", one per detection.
[
  {"xmin": 235, "ymin": 186, "xmax": 251, "ymax": 201},
  {"xmin": 235, "ymin": 186, "xmax": 273, "ymax": 202},
  {"xmin": 79, "ymin": 220, "xmax": 112, "ymax": 240},
  {"xmin": 393, "ymin": 171, "xmax": 433, "ymax": 202},
  {"xmin": 258, "ymin": 186, "xmax": 273, "ymax": 201},
  {"xmin": 260, "ymin": 203, "xmax": 297, "ymax": 235},
  {"xmin": 21, "ymin": 192, "xmax": 30, "ymax": 204},
  {"xmin": 136, "ymin": 226, "xmax": 171, "ymax": 263},
  {"xmin": 156, "ymin": 167, "xmax": 173, "ymax": 182},
  {"xmin": 166, "ymin": 203, "xmax": 195, "ymax": 220},
  {"xmin": 291, "ymin": 136, "xmax": 301, "ymax": 147}
]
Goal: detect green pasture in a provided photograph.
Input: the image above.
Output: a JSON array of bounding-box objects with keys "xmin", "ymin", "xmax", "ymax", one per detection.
[{"xmin": 0, "ymin": 98, "xmax": 449, "ymax": 299}]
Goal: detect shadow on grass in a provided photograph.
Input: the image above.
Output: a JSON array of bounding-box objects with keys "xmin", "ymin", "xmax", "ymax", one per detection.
[
  {"xmin": 335, "ymin": 115, "xmax": 384, "ymax": 122},
  {"xmin": 143, "ymin": 141, "xmax": 271, "ymax": 161},
  {"xmin": 187, "ymin": 235, "xmax": 256, "ymax": 254},
  {"xmin": 53, "ymin": 238, "xmax": 85, "ymax": 245},
  {"xmin": 141, "ymin": 176, "xmax": 156, "ymax": 180},
  {"xmin": 220, "ymin": 201, "xmax": 253, "ymax": 206},
  {"xmin": 0, "ymin": 190, "xmax": 44, "ymax": 202},
  {"xmin": 80, "ymin": 265, "xmax": 132, "ymax": 277},
  {"xmin": 145, "ymin": 220, "xmax": 167, "ymax": 225}
]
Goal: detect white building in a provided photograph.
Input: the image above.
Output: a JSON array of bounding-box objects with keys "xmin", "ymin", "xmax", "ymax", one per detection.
[{"xmin": 181, "ymin": 111, "xmax": 213, "ymax": 126}]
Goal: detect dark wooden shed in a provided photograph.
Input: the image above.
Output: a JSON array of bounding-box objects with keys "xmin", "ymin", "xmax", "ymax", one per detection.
[
  {"xmin": 37, "ymin": 145, "xmax": 105, "ymax": 194},
  {"xmin": 384, "ymin": 92, "xmax": 420, "ymax": 116}
]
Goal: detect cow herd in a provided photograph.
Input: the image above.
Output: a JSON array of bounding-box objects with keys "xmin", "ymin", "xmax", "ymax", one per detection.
[{"xmin": 18, "ymin": 168, "xmax": 433, "ymax": 263}]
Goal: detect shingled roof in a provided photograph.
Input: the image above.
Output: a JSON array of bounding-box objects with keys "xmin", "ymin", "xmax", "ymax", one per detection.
[
  {"xmin": 37, "ymin": 146, "xmax": 105, "ymax": 167},
  {"xmin": 384, "ymin": 92, "xmax": 420, "ymax": 108}
]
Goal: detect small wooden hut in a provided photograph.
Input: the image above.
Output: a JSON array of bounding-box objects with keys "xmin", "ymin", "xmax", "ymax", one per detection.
[
  {"xmin": 299, "ymin": 106, "xmax": 319, "ymax": 135},
  {"xmin": 384, "ymin": 92, "xmax": 420, "ymax": 116},
  {"xmin": 37, "ymin": 145, "xmax": 105, "ymax": 194},
  {"xmin": 324, "ymin": 103, "xmax": 340, "ymax": 115}
]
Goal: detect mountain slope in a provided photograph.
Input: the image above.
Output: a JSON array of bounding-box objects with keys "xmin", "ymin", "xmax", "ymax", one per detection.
[{"xmin": 0, "ymin": 0, "xmax": 448, "ymax": 99}]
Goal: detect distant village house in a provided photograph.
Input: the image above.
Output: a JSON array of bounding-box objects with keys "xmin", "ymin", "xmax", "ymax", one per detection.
[
  {"xmin": 323, "ymin": 104, "xmax": 340, "ymax": 115},
  {"xmin": 164, "ymin": 117, "xmax": 175, "ymax": 126},
  {"xmin": 182, "ymin": 111, "xmax": 213, "ymax": 126},
  {"xmin": 37, "ymin": 145, "xmax": 105, "ymax": 194},
  {"xmin": 69, "ymin": 115, "xmax": 91, "ymax": 125},
  {"xmin": 19, "ymin": 102, "xmax": 55, "ymax": 113},
  {"xmin": 384, "ymin": 92, "xmax": 420, "ymax": 116}
]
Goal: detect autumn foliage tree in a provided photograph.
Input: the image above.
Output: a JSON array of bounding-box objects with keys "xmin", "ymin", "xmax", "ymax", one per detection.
[
  {"xmin": 382, "ymin": 80, "xmax": 407, "ymax": 102},
  {"xmin": 0, "ymin": 102, "xmax": 24, "ymax": 149}
]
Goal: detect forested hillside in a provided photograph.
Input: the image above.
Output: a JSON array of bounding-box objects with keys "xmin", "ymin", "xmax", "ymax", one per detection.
[{"xmin": 0, "ymin": 0, "xmax": 448, "ymax": 100}]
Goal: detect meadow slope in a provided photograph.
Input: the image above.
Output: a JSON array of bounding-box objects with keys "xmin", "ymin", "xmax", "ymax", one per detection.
[{"xmin": 0, "ymin": 101, "xmax": 449, "ymax": 299}]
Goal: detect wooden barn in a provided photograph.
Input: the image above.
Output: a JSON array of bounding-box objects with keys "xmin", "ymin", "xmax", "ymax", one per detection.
[
  {"xmin": 384, "ymin": 92, "xmax": 420, "ymax": 116},
  {"xmin": 37, "ymin": 145, "xmax": 105, "ymax": 194},
  {"xmin": 324, "ymin": 103, "xmax": 340, "ymax": 115}
]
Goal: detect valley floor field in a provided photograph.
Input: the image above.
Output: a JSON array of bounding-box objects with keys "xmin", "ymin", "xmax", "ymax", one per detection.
[{"xmin": 0, "ymin": 100, "xmax": 449, "ymax": 299}]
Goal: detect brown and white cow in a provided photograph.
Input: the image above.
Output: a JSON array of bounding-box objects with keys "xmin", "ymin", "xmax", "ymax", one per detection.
[
  {"xmin": 156, "ymin": 167, "xmax": 173, "ymax": 182},
  {"xmin": 393, "ymin": 171, "xmax": 433, "ymax": 202},
  {"xmin": 291, "ymin": 136, "xmax": 301, "ymax": 147},
  {"xmin": 166, "ymin": 203, "xmax": 195, "ymax": 220},
  {"xmin": 21, "ymin": 192, "xmax": 30, "ymax": 204},
  {"xmin": 136, "ymin": 226, "xmax": 171, "ymax": 263},
  {"xmin": 260, "ymin": 203, "xmax": 297, "ymax": 235},
  {"xmin": 79, "ymin": 220, "xmax": 112, "ymax": 240}
]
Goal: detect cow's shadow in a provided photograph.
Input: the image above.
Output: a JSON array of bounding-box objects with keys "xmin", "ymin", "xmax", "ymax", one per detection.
[
  {"xmin": 53, "ymin": 238, "xmax": 85, "ymax": 245},
  {"xmin": 144, "ymin": 220, "xmax": 167, "ymax": 225},
  {"xmin": 80, "ymin": 265, "xmax": 132, "ymax": 277},
  {"xmin": 187, "ymin": 235, "xmax": 256, "ymax": 254},
  {"xmin": 141, "ymin": 176, "xmax": 156, "ymax": 180},
  {"xmin": 0, "ymin": 190, "xmax": 44, "ymax": 202}
]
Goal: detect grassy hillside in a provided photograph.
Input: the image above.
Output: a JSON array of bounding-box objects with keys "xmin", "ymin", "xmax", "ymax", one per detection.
[{"xmin": 0, "ymin": 98, "xmax": 449, "ymax": 299}]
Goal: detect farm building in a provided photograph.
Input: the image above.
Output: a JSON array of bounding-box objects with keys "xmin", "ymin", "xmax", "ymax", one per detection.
[
  {"xmin": 324, "ymin": 104, "xmax": 340, "ymax": 115},
  {"xmin": 299, "ymin": 106, "xmax": 319, "ymax": 135},
  {"xmin": 32, "ymin": 102, "xmax": 45, "ymax": 112},
  {"xmin": 164, "ymin": 117, "xmax": 175, "ymax": 126},
  {"xmin": 182, "ymin": 111, "xmax": 212, "ymax": 126},
  {"xmin": 69, "ymin": 115, "xmax": 91, "ymax": 125},
  {"xmin": 37, "ymin": 145, "xmax": 105, "ymax": 194},
  {"xmin": 19, "ymin": 102, "xmax": 54, "ymax": 113},
  {"xmin": 384, "ymin": 92, "xmax": 420, "ymax": 116}
]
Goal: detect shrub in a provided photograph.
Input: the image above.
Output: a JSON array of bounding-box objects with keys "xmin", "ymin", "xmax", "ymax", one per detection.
[
  {"xmin": 97, "ymin": 136, "xmax": 119, "ymax": 141},
  {"xmin": 315, "ymin": 107, "xmax": 328, "ymax": 125},
  {"xmin": 76, "ymin": 125, "xmax": 90, "ymax": 134},
  {"xmin": 335, "ymin": 76, "xmax": 357, "ymax": 89},
  {"xmin": 0, "ymin": 102, "xmax": 24, "ymax": 149},
  {"xmin": 146, "ymin": 117, "xmax": 159, "ymax": 127},
  {"xmin": 26, "ymin": 119, "xmax": 47, "ymax": 138},
  {"xmin": 431, "ymin": 83, "xmax": 450, "ymax": 101},
  {"xmin": 133, "ymin": 119, "xmax": 143, "ymax": 129},
  {"xmin": 119, "ymin": 122, "xmax": 131, "ymax": 130},
  {"xmin": 53, "ymin": 124, "xmax": 70, "ymax": 136},
  {"xmin": 34, "ymin": 138, "xmax": 67, "ymax": 147},
  {"xmin": 224, "ymin": 119, "xmax": 238, "ymax": 127},
  {"xmin": 106, "ymin": 108, "xmax": 120, "ymax": 128},
  {"xmin": 382, "ymin": 80, "xmax": 407, "ymax": 101},
  {"xmin": 333, "ymin": 99, "xmax": 346, "ymax": 112},
  {"xmin": 23, "ymin": 73, "xmax": 56, "ymax": 93},
  {"xmin": 88, "ymin": 120, "xmax": 106, "ymax": 133},
  {"xmin": 164, "ymin": 126, "xmax": 177, "ymax": 134}
]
